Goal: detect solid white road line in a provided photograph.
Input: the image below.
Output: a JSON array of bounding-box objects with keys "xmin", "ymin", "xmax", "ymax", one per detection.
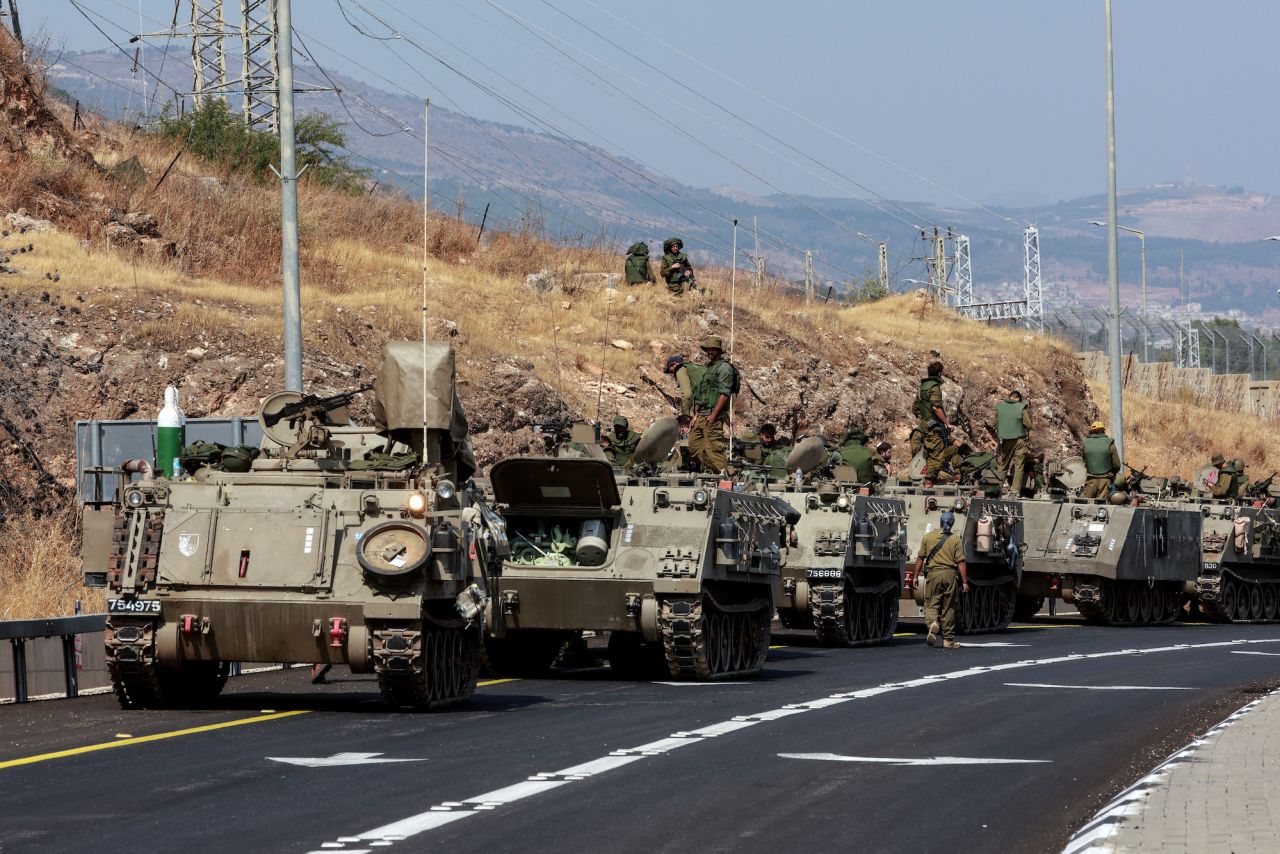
[
  {"xmin": 778, "ymin": 753, "xmax": 1049, "ymax": 766},
  {"xmin": 958, "ymin": 642, "xmax": 1030, "ymax": 648},
  {"xmin": 307, "ymin": 637, "xmax": 1280, "ymax": 852},
  {"xmin": 1230, "ymin": 650, "xmax": 1280, "ymax": 656},
  {"xmin": 1004, "ymin": 683, "xmax": 1194, "ymax": 691},
  {"xmin": 650, "ymin": 681, "xmax": 750, "ymax": 686}
]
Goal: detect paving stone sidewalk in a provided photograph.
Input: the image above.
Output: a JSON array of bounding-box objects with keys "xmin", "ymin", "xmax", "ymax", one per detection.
[{"xmin": 1066, "ymin": 688, "xmax": 1280, "ymax": 853}]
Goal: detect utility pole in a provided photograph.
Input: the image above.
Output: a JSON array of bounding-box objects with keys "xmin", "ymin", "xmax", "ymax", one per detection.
[
  {"xmin": 753, "ymin": 216, "xmax": 761, "ymax": 289},
  {"xmin": 954, "ymin": 234, "xmax": 973, "ymax": 307},
  {"xmin": 804, "ymin": 249, "xmax": 814, "ymax": 302},
  {"xmin": 276, "ymin": 0, "xmax": 302, "ymax": 391},
  {"xmin": 190, "ymin": 1, "xmax": 228, "ymax": 109},
  {"xmin": 240, "ymin": 0, "xmax": 279, "ymax": 131},
  {"xmin": 5, "ymin": 0, "xmax": 22, "ymax": 47},
  {"xmin": 878, "ymin": 241, "xmax": 889, "ymax": 293},
  {"xmin": 1024, "ymin": 226, "xmax": 1044, "ymax": 332},
  {"xmin": 1103, "ymin": 0, "xmax": 1125, "ymax": 463}
]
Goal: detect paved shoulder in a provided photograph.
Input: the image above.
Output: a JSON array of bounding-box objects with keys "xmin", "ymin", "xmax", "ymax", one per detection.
[{"xmin": 1067, "ymin": 687, "xmax": 1280, "ymax": 854}]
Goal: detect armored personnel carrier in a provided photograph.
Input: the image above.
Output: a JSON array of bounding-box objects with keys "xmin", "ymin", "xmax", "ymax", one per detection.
[
  {"xmin": 1186, "ymin": 467, "xmax": 1280, "ymax": 622},
  {"xmin": 80, "ymin": 342, "xmax": 500, "ymax": 710},
  {"xmin": 482, "ymin": 429, "xmax": 792, "ymax": 680},
  {"xmin": 885, "ymin": 483, "xmax": 1023, "ymax": 633},
  {"xmin": 765, "ymin": 438, "xmax": 907, "ymax": 646},
  {"xmin": 1017, "ymin": 461, "xmax": 1200, "ymax": 625}
]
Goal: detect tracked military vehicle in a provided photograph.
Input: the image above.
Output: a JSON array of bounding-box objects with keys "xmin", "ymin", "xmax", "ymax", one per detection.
[
  {"xmin": 764, "ymin": 438, "xmax": 907, "ymax": 647},
  {"xmin": 884, "ymin": 483, "xmax": 1023, "ymax": 633},
  {"xmin": 483, "ymin": 425, "xmax": 791, "ymax": 680},
  {"xmin": 1184, "ymin": 467, "xmax": 1280, "ymax": 622},
  {"xmin": 80, "ymin": 342, "xmax": 500, "ymax": 709},
  {"xmin": 1017, "ymin": 461, "xmax": 1199, "ymax": 625}
]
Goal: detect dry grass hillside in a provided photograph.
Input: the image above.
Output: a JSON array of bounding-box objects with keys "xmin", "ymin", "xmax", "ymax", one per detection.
[{"xmin": 0, "ymin": 32, "xmax": 1273, "ymax": 618}]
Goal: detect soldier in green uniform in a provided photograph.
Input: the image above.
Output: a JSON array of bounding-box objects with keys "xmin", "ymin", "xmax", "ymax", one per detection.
[
  {"xmin": 664, "ymin": 354, "xmax": 705, "ymax": 429},
  {"xmin": 687, "ymin": 336, "xmax": 738, "ymax": 473},
  {"xmin": 752, "ymin": 424, "xmax": 793, "ymax": 480},
  {"xmin": 832, "ymin": 426, "xmax": 881, "ymax": 486},
  {"xmin": 1208, "ymin": 453, "xmax": 1236, "ymax": 498},
  {"xmin": 623, "ymin": 241, "xmax": 655, "ymax": 286},
  {"xmin": 952, "ymin": 443, "xmax": 999, "ymax": 489},
  {"xmin": 602, "ymin": 415, "xmax": 641, "ymax": 466},
  {"xmin": 913, "ymin": 510, "xmax": 969, "ymax": 649},
  {"xmin": 915, "ymin": 360, "xmax": 957, "ymax": 486},
  {"xmin": 1233, "ymin": 459, "xmax": 1249, "ymax": 496},
  {"xmin": 1022, "ymin": 450, "xmax": 1047, "ymax": 496},
  {"xmin": 1081, "ymin": 420, "xmax": 1121, "ymax": 499},
  {"xmin": 994, "ymin": 390, "xmax": 1031, "ymax": 495},
  {"xmin": 660, "ymin": 237, "xmax": 696, "ymax": 295}
]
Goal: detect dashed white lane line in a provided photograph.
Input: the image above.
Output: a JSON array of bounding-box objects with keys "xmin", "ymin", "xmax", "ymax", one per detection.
[
  {"xmin": 1005, "ymin": 683, "xmax": 1195, "ymax": 691},
  {"xmin": 305, "ymin": 637, "xmax": 1280, "ymax": 853},
  {"xmin": 778, "ymin": 753, "xmax": 1049, "ymax": 766},
  {"xmin": 1231, "ymin": 650, "xmax": 1280, "ymax": 657}
]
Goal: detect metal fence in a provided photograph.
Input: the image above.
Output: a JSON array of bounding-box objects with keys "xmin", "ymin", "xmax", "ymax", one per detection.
[
  {"xmin": 1, "ymin": 614, "xmax": 107, "ymax": 703},
  {"xmin": 75, "ymin": 417, "xmax": 263, "ymax": 502}
]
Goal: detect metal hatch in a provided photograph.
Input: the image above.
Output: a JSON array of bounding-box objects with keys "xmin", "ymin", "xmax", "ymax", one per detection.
[{"xmin": 489, "ymin": 457, "xmax": 621, "ymax": 509}]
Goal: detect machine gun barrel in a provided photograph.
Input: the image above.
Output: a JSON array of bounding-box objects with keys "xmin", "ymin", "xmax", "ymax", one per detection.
[
  {"xmin": 263, "ymin": 383, "xmax": 374, "ymax": 427},
  {"xmin": 1248, "ymin": 471, "xmax": 1278, "ymax": 497}
]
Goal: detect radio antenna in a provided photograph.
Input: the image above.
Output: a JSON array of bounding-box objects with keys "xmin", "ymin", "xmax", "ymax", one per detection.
[
  {"xmin": 421, "ymin": 98, "xmax": 430, "ymax": 461},
  {"xmin": 728, "ymin": 219, "xmax": 738, "ymax": 467},
  {"xmin": 595, "ymin": 278, "xmax": 613, "ymax": 433}
]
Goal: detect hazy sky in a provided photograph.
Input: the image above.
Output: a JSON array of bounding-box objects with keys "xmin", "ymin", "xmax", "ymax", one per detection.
[{"xmin": 36, "ymin": 1, "xmax": 1280, "ymax": 207}]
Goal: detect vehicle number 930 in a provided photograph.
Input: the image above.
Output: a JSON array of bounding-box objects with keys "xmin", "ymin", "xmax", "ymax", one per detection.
[
  {"xmin": 1201, "ymin": 562, "xmax": 1220, "ymax": 572},
  {"xmin": 108, "ymin": 599, "xmax": 162, "ymax": 615},
  {"xmin": 806, "ymin": 568, "xmax": 842, "ymax": 579}
]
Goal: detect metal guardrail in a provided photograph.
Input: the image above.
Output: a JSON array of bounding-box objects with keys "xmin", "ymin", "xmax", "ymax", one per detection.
[{"xmin": 1, "ymin": 614, "xmax": 106, "ymax": 704}]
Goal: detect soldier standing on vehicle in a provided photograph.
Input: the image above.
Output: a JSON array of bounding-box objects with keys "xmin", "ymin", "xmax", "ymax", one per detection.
[
  {"xmin": 1081, "ymin": 421, "xmax": 1121, "ymax": 499},
  {"xmin": 688, "ymin": 336, "xmax": 738, "ymax": 473},
  {"xmin": 664, "ymin": 354, "xmax": 705, "ymax": 432},
  {"xmin": 602, "ymin": 415, "xmax": 641, "ymax": 467},
  {"xmin": 915, "ymin": 360, "xmax": 957, "ymax": 486},
  {"xmin": 994, "ymin": 390, "xmax": 1031, "ymax": 495},
  {"xmin": 660, "ymin": 237, "xmax": 696, "ymax": 295},
  {"xmin": 914, "ymin": 509, "xmax": 968, "ymax": 649}
]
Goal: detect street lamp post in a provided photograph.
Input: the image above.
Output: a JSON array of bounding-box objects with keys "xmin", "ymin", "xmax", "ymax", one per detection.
[{"xmin": 1089, "ymin": 220, "xmax": 1146, "ymax": 361}]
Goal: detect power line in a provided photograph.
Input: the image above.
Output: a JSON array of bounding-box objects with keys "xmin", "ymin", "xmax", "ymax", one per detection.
[
  {"xmin": 538, "ymin": 0, "xmax": 932, "ymax": 233},
  {"xmin": 581, "ymin": 0, "xmax": 1022, "ymax": 229}
]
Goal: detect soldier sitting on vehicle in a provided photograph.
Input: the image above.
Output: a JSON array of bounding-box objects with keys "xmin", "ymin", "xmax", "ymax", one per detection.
[
  {"xmin": 830, "ymin": 426, "xmax": 883, "ymax": 487},
  {"xmin": 1209, "ymin": 453, "xmax": 1239, "ymax": 499},
  {"xmin": 601, "ymin": 415, "xmax": 641, "ymax": 467}
]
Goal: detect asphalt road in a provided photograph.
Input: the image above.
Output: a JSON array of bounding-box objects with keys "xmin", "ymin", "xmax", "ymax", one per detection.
[{"xmin": 3, "ymin": 618, "xmax": 1280, "ymax": 854}]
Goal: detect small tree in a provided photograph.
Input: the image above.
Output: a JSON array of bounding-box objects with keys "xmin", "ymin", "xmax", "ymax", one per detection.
[{"xmin": 847, "ymin": 269, "xmax": 888, "ymax": 304}]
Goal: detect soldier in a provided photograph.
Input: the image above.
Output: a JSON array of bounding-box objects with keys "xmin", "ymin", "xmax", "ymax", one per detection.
[
  {"xmin": 1022, "ymin": 450, "xmax": 1047, "ymax": 496},
  {"xmin": 1081, "ymin": 421, "xmax": 1121, "ymax": 499},
  {"xmin": 660, "ymin": 237, "xmax": 697, "ymax": 295},
  {"xmin": 915, "ymin": 360, "xmax": 957, "ymax": 486},
  {"xmin": 602, "ymin": 415, "xmax": 640, "ymax": 467},
  {"xmin": 1234, "ymin": 458, "xmax": 1250, "ymax": 496},
  {"xmin": 755, "ymin": 423, "xmax": 793, "ymax": 479},
  {"xmin": 953, "ymin": 443, "xmax": 999, "ymax": 485},
  {"xmin": 664, "ymin": 354, "xmax": 705, "ymax": 431},
  {"xmin": 875, "ymin": 441, "xmax": 895, "ymax": 478},
  {"xmin": 833, "ymin": 426, "xmax": 880, "ymax": 486},
  {"xmin": 994, "ymin": 390, "xmax": 1031, "ymax": 495},
  {"xmin": 913, "ymin": 509, "xmax": 968, "ymax": 650},
  {"xmin": 623, "ymin": 241, "xmax": 655, "ymax": 286},
  {"xmin": 1209, "ymin": 453, "xmax": 1236, "ymax": 498},
  {"xmin": 687, "ymin": 336, "xmax": 739, "ymax": 473}
]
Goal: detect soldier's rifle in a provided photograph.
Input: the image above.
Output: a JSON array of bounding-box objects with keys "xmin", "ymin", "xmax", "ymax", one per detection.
[
  {"xmin": 263, "ymin": 383, "xmax": 374, "ymax": 428},
  {"xmin": 1120, "ymin": 462, "xmax": 1150, "ymax": 493},
  {"xmin": 1247, "ymin": 471, "xmax": 1278, "ymax": 499}
]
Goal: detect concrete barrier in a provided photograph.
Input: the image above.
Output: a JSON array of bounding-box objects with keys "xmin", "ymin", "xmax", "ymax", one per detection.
[{"xmin": 1079, "ymin": 351, "xmax": 1262, "ymax": 417}]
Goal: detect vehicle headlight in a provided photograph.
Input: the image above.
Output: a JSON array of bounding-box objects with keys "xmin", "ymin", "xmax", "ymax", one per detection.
[
  {"xmin": 436, "ymin": 480, "xmax": 456, "ymax": 501},
  {"xmin": 692, "ymin": 489, "xmax": 708, "ymax": 509},
  {"xmin": 125, "ymin": 489, "xmax": 145, "ymax": 508},
  {"xmin": 835, "ymin": 494, "xmax": 851, "ymax": 510},
  {"xmin": 406, "ymin": 491, "xmax": 428, "ymax": 516}
]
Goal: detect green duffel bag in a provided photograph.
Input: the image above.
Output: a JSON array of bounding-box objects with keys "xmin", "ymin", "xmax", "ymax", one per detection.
[
  {"xmin": 346, "ymin": 451, "xmax": 420, "ymax": 472},
  {"xmin": 220, "ymin": 445, "xmax": 260, "ymax": 473},
  {"xmin": 179, "ymin": 440, "xmax": 227, "ymax": 475}
]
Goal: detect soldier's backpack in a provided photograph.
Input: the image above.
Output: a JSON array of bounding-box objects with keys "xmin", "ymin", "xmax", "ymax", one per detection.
[{"xmin": 179, "ymin": 441, "xmax": 227, "ymax": 475}]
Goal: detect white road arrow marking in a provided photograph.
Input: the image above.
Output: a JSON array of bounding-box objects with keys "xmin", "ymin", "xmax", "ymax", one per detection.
[
  {"xmin": 778, "ymin": 752, "xmax": 1049, "ymax": 766},
  {"xmin": 1004, "ymin": 683, "xmax": 1193, "ymax": 691},
  {"xmin": 268, "ymin": 752, "xmax": 426, "ymax": 768},
  {"xmin": 1231, "ymin": 650, "xmax": 1280, "ymax": 656}
]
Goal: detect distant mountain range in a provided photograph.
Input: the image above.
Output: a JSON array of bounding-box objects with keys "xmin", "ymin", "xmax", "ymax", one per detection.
[{"xmin": 48, "ymin": 49, "xmax": 1280, "ymax": 326}]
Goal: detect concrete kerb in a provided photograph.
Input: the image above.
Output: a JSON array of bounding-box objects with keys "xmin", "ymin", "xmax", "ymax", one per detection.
[{"xmin": 1063, "ymin": 686, "xmax": 1280, "ymax": 854}]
